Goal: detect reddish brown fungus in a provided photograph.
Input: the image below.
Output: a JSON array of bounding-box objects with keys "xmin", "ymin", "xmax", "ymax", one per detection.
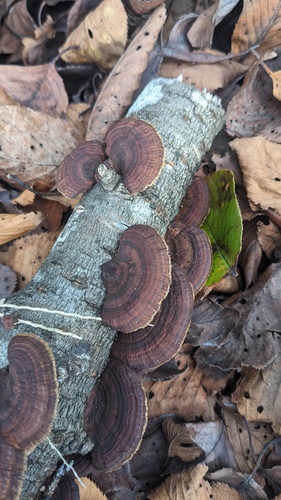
[
  {"xmin": 57, "ymin": 140, "xmax": 105, "ymax": 197},
  {"xmin": 175, "ymin": 176, "xmax": 210, "ymax": 226},
  {"xmin": 84, "ymin": 358, "xmax": 147, "ymax": 471},
  {"xmin": 166, "ymin": 222, "xmax": 212, "ymax": 294},
  {"xmin": 105, "ymin": 118, "xmax": 165, "ymax": 195},
  {"xmin": 112, "ymin": 263, "xmax": 194, "ymax": 374},
  {"xmin": 101, "ymin": 224, "xmax": 171, "ymax": 333}
]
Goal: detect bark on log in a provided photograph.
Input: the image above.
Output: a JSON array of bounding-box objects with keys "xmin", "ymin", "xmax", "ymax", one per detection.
[{"xmin": 0, "ymin": 78, "xmax": 224, "ymax": 499}]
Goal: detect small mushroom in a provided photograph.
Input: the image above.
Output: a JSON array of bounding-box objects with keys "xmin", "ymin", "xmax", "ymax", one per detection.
[
  {"xmin": 175, "ymin": 177, "xmax": 210, "ymax": 226},
  {"xmin": 101, "ymin": 224, "xmax": 171, "ymax": 333},
  {"xmin": 111, "ymin": 263, "xmax": 194, "ymax": 374},
  {"xmin": 57, "ymin": 140, "xmax": 105, "ymax": 197},
  {"xmin": 105, "ymin": 118, "xmax": 165, "ymax": 195},
  {"xmin": 0, "ymin": 334, "xmax": 58, "ymax": 499},
  {"xmin": 166, "ymin": 222, "xmax": 212, "ymax": 294},
  {"xmin": 84, "ymin": 357, "xmax": 147, "ymax": 471}
]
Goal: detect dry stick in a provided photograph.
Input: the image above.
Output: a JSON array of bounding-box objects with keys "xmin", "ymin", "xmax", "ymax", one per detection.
[
  {"xmin": 0, "ymin": 78, "xmax": 224, "ymax": 499},
  {"xmin": 0, "ymin": 302, "xmax": 102, "ymax": 321}
]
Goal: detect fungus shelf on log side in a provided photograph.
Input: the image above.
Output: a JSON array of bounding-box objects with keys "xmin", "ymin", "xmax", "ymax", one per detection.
[
  {"xmin": 101, "ymin": 224, "xmax": 171, "ymax": 333},
  {"xmin": 112, "ymin": 263, "xmax": 194, "ymax": 374}
]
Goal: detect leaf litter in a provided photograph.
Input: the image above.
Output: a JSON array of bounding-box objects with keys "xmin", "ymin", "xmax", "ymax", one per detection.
[{"xmin": 1, "ymin": 0, "xmax": 281, "ymax": 498}]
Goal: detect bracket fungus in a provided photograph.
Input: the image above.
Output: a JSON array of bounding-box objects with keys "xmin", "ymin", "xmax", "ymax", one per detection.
[
  {"xmin": 101, "ymin": 224, "xmax": 171, "ymax": 333},
  {"xmin": 112, "ymin": 263, "xmax": 194, "ymax": 374},
  {"xmin": 0, "ymin": 333, "xmax": 58, "ymax": 499},
  {"xmin": 166, "ymin": 222, "xmax": 212, "ymax": 294},
  {"xmin": 175, "ymin": 177, "xmax": 210, "ymax": 227},
  {"xmin": 57, "ymin": 140, "xmax": 105, "ymax": 197},
  {"xmin": 84, "ymin": 357, "xmax": 147, "ymax": 471},
  {"xmin": 105, "ymin": 118, "xmax": 165, "ymax": 195}
]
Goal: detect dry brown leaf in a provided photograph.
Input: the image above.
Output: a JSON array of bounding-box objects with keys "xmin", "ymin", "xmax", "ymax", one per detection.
[
  {"xmin": 144, "ymin": 359, "xmax": 216, "ymax": 421},
  {"xmin": 0, "ymin": 212, "xmax": 44, "ymax": 245},
  {"xmin": 5, "ymin": 0, "xmax": 35, "ymax": 38},
  {"xmin": 22, "ymin": 15, "xmax": 56, "ymax": 65},
  {"xmin": 0, "ymin": 23, "xmax": 23, "ymax": 59},
  {"xmin": 11, "ymin": 190, "xmax": 35, "ymax": 207},
  {"xmin": 0, "ymin": 64, "xmax": 68, "ymax": 118},
  {"xmin": 257, "ymin": 220, "xmax": 281, "ymax": 260},
  {"xmin": 159, "ymin": 54, "xmax": 247, "ymax": 92},
  {"xmin": 66, "ymin": 102, "xmax": 90, "ymax": 137},
  {"xmin": 231, "ymin": 0, "xmax": 280, "ymax": 54},
  {"xmin": 262, "ymin": 65, "xmax": 281, "ymax": 101},
  {"xmin": 0, "ymin": 263, "xmax": 17, "ymax": 299},
  {"xmin": 86, "ymin": 4, "xmax": 166, "ymax": 142},
  {"xmin": 0, "ymin": 104, "xmax": 82, "ymax": 186},
  {"xmin": 213, "ymin": 0, "xmax": 241, "ymax": 27},
  {"xmin": 0, "ymin": 87, "xmax": 16, "ymax": 105},
  {"xmin": 0, "ymin": 230, "xmax": 60, "ymax": 287},
  {"xmin": 230, "ymin": 136, "xmax": 281, "ymax": 215},
  {"xmin": 223, "ymin": 403, "xmax": 274, "ymax": 473},
  {"xmin": 207, "ymin": 468, "xmax": 268, "ymax": 499},
  {"xmin": 211, "ymin": 482, "xmax": 243, "ymax": 499},
  {"xmin": 76, "ymin": 477, "xmax": 106, "ymax": 499},
  {"xmin": 147, "ymin": 464, "xmax": 210, "ymax": 499},
  {"xmin": 187, "ymin": 3, "xmax": 217, "ymax": 49},
  {"xmin": 232, "ymin": 356, "xmax": 281, "ymax": 434},
  {"xmin": 60, "ymin": 0, "xmax": 127, "ymax": 70}
]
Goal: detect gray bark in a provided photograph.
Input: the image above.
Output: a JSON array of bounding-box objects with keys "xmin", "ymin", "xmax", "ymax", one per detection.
[{"xmin": 0, "ymin": 78, "xmax": 224, "ymax": 499}]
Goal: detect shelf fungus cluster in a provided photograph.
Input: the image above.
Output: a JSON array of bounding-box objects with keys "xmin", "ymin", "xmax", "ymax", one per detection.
[
  {"xmin": 84, "ymin": 223, "xmax": 199, "ymax": 472},
  {"xmin": 0, "ymin": 334, "xmax": 58, "ymax": 499},
  {"xmin": 56, "ymin": 117, "xmax": 165, "ymax": 197}
]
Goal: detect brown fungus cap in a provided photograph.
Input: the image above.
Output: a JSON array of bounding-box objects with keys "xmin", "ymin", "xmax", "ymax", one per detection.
[
  {"xmin": 101, "ymin": 224, "xmax": 171, "ymax": 333},
  {"xmin": 105, "ymin": 118, "xmax": 165, "ymax": 195},
  {"xmin": 0, "ymin": 437, "xmax": 26, "ymax": 500},
  {"xmin": 166, "ymin": 222, "xmax": 212, "ymax": 294},
  {"xmin": 0, "ymin": 333, "xmax": 58, "ymax": 451},
  {"xmin": 175, "ymin": 176, "xmax": 210, "ymax": 226},
  {"xmin": 112, "ymin": 263, "xmax": 194, "ymax": 374},
  {"xmin": 84, "ymin": 357, "xmax": 147, "ymax": 471},
  {"xmin": 57, "ymin": 140, "xmax": 105, "ymax": 197}
]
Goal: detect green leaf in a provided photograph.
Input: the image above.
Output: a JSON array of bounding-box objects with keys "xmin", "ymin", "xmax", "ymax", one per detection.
[{"xmin": 201, "ymin": 170, "xmax": 242, "ymax": 287}]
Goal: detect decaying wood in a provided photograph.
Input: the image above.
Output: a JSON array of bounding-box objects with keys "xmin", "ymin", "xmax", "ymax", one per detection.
[{"xmin": 0, "ymin": 78, "xmax": 224, "ymax": 499}]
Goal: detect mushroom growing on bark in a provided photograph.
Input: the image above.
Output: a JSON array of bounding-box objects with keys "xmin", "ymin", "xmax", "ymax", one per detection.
[
  {"xmin": 101, "ymin": 224, "xmax": 172, "ymax": 333},
  {"xmin": 84, "ymin": 357, "xmax": 147, "ymax": 471},
  {"xmin": 175, "ymin": 176, "xmax": 210, "ymax": 226},
  {"xmin": 105, "ymin": 118, "xmax": 165, "ymax": 195},
  {"xmin": 111, "ymin": 263, "xmax": 194, "ymax": 374},
  {"xmin": 57, "ymin": 140, "xmax": 105, "ymax": 197},
  {"xmin": 166, "ymin": 222, "xmax": 212, "ymax": 294},
  {"xmin": 0, "ymin": 334, "xmax": 58, "ymax": 499}
]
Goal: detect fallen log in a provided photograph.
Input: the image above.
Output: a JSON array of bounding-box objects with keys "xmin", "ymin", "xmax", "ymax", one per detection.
[{"xmin": 0, "ymin": 77, "xmax": 224, "ymax": 499}]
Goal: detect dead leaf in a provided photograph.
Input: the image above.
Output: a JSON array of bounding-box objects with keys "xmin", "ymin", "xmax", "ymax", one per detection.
[
  {"xmin": 0, "ymin": 104, "xmax": 82, "ymax": 186},
  {"xmin": 230, "ymin": 136, "xmax": 281, "ymax": 215},
  {"xmin": 0, "ymin": 64, "xmax": 68, "ymax": 118},
  {"xmin": 66, "ymin": 102, "xmax": 90, "ymax": 137},
  {"xmin": 60, "ymin": 0, "xmax": 127, "ymax": 70},
  {"xmin": 239, "ymin": 219, "xmax": 263, "ymax": 288},
  {"xmin": 0, "ymin": 23, "xmax": 23, "ymax": 59},
  {"xmin": 86, "ymin": 4, "xmax": 167, "ymax": 142},
  {"xmin": 11, "ymin": 190, "xmax": 35, "ymax": 207},
  {"xmin": 233, "ymin": 356, "xmax": 281, "ymax": 434},
  {"xmin": 189, "ymin": 265, "xmax": 281, "ymax": 370},
  {"xmin": 187, "ymin": 3, "xmax": 217, "ymax": 49},
  {"xmin": 222, "ymin": 401, "xmax": 274, "ymax": 472},
  {"xmin": 5, "ymin": 0, "xmax": 35, "ymax": 39},
  {"xmin": 22, "ymin": 15, "xmax": 56, "ymax": 65},
  {"xmin": 261, "ymin": 63, "xmax": 281, "ymax": 101},
  {"xmin": 147, "ymin": 464, "xmax": 210, "ymax": 499},
  {"xmin": 159, "ymin": 53, "xmax": 248, "ymax": 92},
  {"xmin": 76, "ymin": 477, "xmax": 106, "ymax": 499},
  {"xmin": 0, "ymin": 231, "xmax": 61, "ymax": 287},
  {"xmin": 231, "ymin": 0, "xmax": 280, "ymax": 54},
  {"xmin": 226, "ymin": 61, "xmax": 281, "ymax": 142},
  {"xmin": 0, "ymin": 213, "xmax": 44, "ymax": 245},
  {"xmin": 144, "ymin": 359, "xmax": 216, "ymax": 422},
  {"xmin": 0, "ymin": 263, "xmax": 17, "ymax": 298},
  {"xmin": 163, "ymin": 418, "xmax": 236, "ymax": 470},
  {"xmin": 257, "ymin": 220, "xmax": 281, "ymax": 261},
  {"xmin": 207, "ymin": 468, "xmax": 268, "ymax": 499}
]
